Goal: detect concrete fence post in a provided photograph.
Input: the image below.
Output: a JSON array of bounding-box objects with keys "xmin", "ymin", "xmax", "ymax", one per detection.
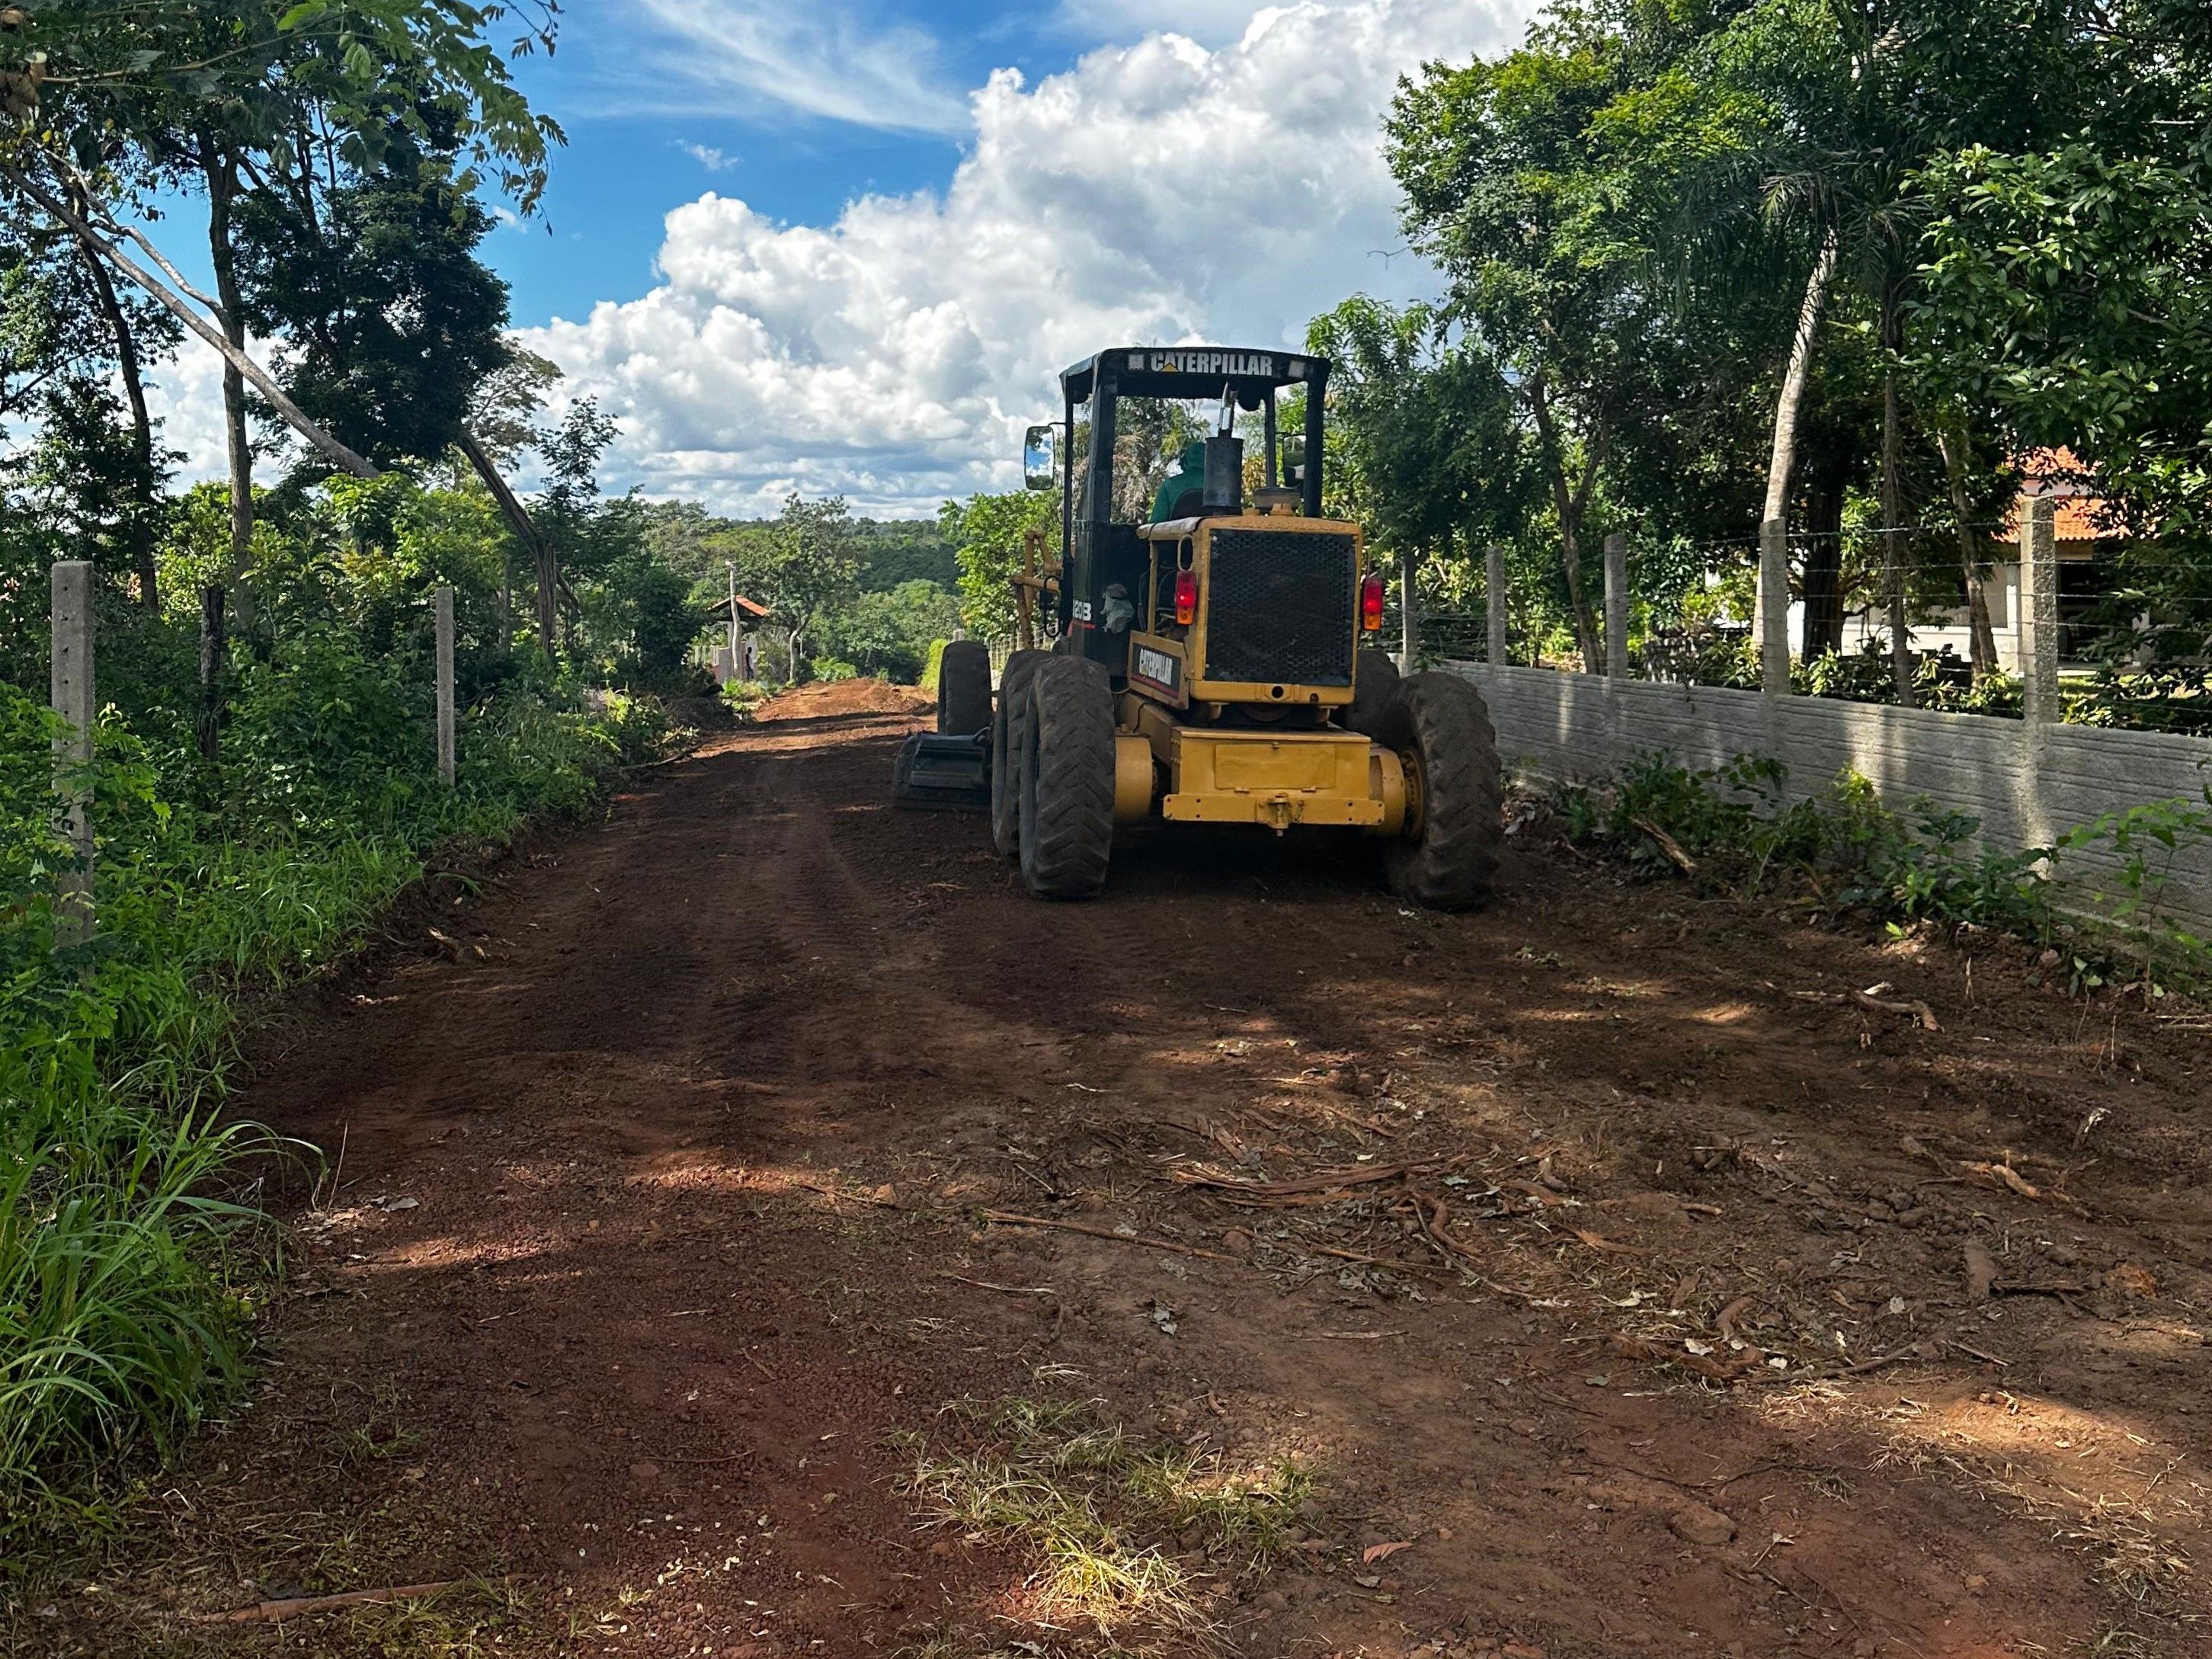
[
  {"xmin": 1485, "ymin": 543, "xmax": 1509, "ymax": 666},
  {"xmin": 1399, "ymin": 541, "xmax": 1420, "ymax": 672},
  {"xmin": 197, "ymin": 584, "xmax": 226, "ymax": 760},
  {"xmin": 1759, "ymin": 517, "xmax": 1792, "ymax": 697},
  {"xmin": 50, "ymin": 560, "xmax": 94, "ymax": 945},
  {"xmin": 434, "ymin": 584, "xmax": 456, "ymax": 786},
  {"xmin": 1603, "ymin": 532, "xmax": 1628, "ymax": 679},
  {"xmin": 2021, "ymin": 495, "xmax": 2060, "ymax": 725}
]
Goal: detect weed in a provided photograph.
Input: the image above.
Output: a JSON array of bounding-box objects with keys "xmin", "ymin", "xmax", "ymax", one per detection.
[
  {"xmin": 1552, "ymin": 751, "xmax": 2212, "ymax": 993},
  {"xmin": 897, "ymin": 1396, "xmax": 1311, "ymax": 1654}
]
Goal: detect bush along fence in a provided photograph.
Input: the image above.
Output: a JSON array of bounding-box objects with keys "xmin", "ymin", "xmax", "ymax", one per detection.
[
  {"xmin": 2, "ymin": 568, "xmax": 658, "ymax": 1532},
  {"xmin": 1434, "ymin": 504, "xmax": 2212, "ymax": 980}
]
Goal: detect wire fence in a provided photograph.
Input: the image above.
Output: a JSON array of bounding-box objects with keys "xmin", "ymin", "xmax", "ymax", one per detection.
[{"xmin": 1392, "ymin": 519, "xmax": 2212, "ymax": 736}]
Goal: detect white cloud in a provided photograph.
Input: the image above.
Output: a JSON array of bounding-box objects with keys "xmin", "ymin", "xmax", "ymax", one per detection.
[
  {"xmin": 679, "ymin": 142, "xmax": 740, "ymax": 173},
  {"xmin": 136, "ymin": 0, "xmax": 1536, "ymax": 517},
  {"xmin": 140, "ymin": 338, "xmax": 232, "ymax": 488},
  {"xmin": 524, "ymin": 0, "xmax": 1533, "ymax": 517}
]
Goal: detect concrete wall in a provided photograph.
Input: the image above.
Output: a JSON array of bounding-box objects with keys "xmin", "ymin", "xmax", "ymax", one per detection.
[{"xmin": 1446, "ymin": 661, "xmax": 2212, "ymax": 928}]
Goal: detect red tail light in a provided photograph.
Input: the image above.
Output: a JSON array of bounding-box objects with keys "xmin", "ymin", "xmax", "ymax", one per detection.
[
  {"xmin": 1174, "ymin": 568, "xmax": 1199, "ymax": 626},
  {"xmin": 1361, "ymin": 573, "xmax": 1385, "ymax": 632}
]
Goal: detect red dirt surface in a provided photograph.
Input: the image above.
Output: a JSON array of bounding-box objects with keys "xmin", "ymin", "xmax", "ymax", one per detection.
[{"xmin": 14, "ymin": 673, "xmax": 2212, "ymax": 1658}]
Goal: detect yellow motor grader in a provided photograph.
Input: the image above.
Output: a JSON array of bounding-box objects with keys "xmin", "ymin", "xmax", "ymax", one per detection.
[{"xmin": 895, "ymin": 346, "xmax": 1501, "ymax": 907}]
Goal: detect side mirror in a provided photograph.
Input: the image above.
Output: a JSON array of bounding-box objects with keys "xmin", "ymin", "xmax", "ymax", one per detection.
[{"xmin": 1023, "ymin": 424, "xmax": 1058, "ymax": 492}]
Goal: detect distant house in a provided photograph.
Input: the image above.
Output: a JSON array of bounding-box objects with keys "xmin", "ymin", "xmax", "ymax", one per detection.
[
  {"xmin": 704, "ymin": 591, "xmax": 772, "ymax": 683},
  {"xmin": 1804, "ymin": 448, "xmax": 2130, "ymax": 673}
]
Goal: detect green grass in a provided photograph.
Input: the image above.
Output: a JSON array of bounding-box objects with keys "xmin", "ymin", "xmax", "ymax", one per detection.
[
  {"xmin": 0, "ymin": 669, "xmax": 664, "ymax": 1542},
  {"xmin": 895, "ymin": 1395, "xmax": 1311, "ymax": 1654}
]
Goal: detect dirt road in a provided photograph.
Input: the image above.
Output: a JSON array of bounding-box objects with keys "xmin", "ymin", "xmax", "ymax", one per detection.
[{"xmin": 23, "ymin": 678, "xmax": 2212, "ymax": 1658}]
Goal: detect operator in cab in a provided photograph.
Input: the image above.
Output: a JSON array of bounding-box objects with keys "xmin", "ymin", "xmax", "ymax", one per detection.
[{"xmin": 1151, "ymin": 440, "xmax": 1210, "ymax": 524}]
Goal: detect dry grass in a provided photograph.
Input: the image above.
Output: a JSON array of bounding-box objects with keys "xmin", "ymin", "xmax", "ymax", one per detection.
[{"xmin": 894, "ymin": 1395, "xmax": 1311, "ymax": 1655}]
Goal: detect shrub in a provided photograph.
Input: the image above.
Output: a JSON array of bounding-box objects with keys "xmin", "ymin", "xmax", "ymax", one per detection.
[
  {"xmin": 1554, "ymin": 750, "xmax": 2212, "ymax": 992},
  {"xmin": 0, "ymin": 661, "xmax": 651, "ymax": 1525}
]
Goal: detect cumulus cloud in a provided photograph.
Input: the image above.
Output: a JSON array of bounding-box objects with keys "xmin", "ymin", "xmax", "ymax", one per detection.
[
  {"xmin": 136, "ymin": 0, "xmax": 1534, "ymax": 517},
  {"xmin": 524, "ymin": 0, "xmax": 1531, "ymax": 516}
]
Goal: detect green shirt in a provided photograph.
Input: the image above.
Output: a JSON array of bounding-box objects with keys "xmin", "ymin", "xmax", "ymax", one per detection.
[{"xmin": 1151, "ymin": 441, "xmax": 1211, "ymax": 523}]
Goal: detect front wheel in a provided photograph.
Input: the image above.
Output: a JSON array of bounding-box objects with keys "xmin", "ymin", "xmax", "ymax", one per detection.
[
  {"xmin": 991, "ymin": 650, "xmax": 1049, "ymax": 859},
  {"xmin": 1017, "ymin": 655, "xmax": 1115, "ymax": 899},
  {"xmin": 1374, "ymin": 672, "xmax": 1503, "ymax": 910}
]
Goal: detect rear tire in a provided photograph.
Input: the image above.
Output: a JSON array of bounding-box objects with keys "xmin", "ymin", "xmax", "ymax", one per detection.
[
  {"xmin": 1017, "ymin": 655, "xmax": 1116, "ymax": 899},
  {"xmin": 1375, "ymin": 671, "xmax": 1503, "ymax": 910},
  {"xmin": 1344, "ymin": 647, "xmax": 1401, "ymax": 736},
  {"xmin": 937, "ymin": 640, "xmax": 992, "ymax": 735},
  {"xmin": 991, "ymin": 650, "xmax": 1049, "ymax": 858}
]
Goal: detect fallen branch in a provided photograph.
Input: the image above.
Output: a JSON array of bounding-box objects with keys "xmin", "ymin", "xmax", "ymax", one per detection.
[
  {"xmin": 1850, "ymin": 985, "xmax": 1940, "ymax": 1032},
  {"xmin": 980, "ymin": 1210, "xmax": 1232, "ymax": 1261},
  {"xmin": 792, "ymin": 1177, "xmax": 908, "ymax": 1210},
  {"xmin": 200, "ymin": 1580, "xmax": 489, "ymax": 1623},
  {"xmin": 1960, "ymin": 1160, "xmax": 2083, "ymax": 1211},
  {"xmin": 1169, "ymin": 1158, "xmax": 1443, "ymax": 1198},
  {"xmin": 1307, "ymin": 1244, "xmax": 1452, "ymax": 1282},
  {"xmin": 1611, "ymin": 1333, "xmax": 1765, "ymax": 1383},
  {"xmin": 1789, "ymin": 985, "xmax": 1940, "ymax": 1032},
  {"xmin": 1571, "ymin": 1228, "xmax": 1647, "ymax": 1256},
  {"xmin": 940, "ymin": 1272, "xmax": 1057, "ymax": 1295},
  {"xmin": 1628, "ymin": 815, "xmax": 1698, "ymax": 876}
]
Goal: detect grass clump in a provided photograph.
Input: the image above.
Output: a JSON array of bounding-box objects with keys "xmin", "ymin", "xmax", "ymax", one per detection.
[{"xmin": 896, "ymin": 1395, "xmax": 1310, "ymax": 1654}]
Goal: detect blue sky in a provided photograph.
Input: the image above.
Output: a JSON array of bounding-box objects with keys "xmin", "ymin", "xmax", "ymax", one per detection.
[
  {"xmin": 490, "ymin": 0, "xmax": 1059, "ymax": 327},
  {"xmin": 145, "ymin": 0, "xmax": 1538, "ymax": 514}
]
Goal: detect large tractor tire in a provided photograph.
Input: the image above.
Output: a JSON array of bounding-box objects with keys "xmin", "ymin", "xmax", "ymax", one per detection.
[
  {"xmin": 1375, "ymin": 671, "xmax": 1503, "ymax": 910},
  {"xmin": 1343, "ymin": 647, "xmax": 1401, "ymax": 735},
  {"xmin": 1017, "ymin": 655, "xmax": 1116, "ymax": 899},
  {"xmin": 936, "ymin": 639, "xmax": 993, "ymax": 735},
  {"xmin": 991, "ymin": 650, "xmax": 1049, "ymax": 858}
]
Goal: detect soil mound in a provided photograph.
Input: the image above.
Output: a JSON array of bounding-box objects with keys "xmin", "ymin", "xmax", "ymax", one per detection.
[{"xmin": 757, "ymin": 676, "xmax": 931, "ymax": 721}]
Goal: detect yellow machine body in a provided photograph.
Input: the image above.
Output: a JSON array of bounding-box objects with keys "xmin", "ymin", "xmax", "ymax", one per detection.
[{"xmin": 1101, "ymin": 514, "xmax": 1407, "ymax": 834}]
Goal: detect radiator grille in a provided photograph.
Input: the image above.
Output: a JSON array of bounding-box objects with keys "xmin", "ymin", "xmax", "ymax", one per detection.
[{"xmin": 1204, "ymin": 530, "xmax": 1357, "ymax": 687}]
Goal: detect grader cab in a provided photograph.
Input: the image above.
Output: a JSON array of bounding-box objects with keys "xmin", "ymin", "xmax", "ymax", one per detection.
[{"xmin": 896, "ymin": 345, "xmax": 1502, "ymax": 907}]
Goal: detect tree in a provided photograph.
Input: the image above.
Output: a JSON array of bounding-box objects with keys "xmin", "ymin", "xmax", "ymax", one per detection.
[
  {"xmin": 1, "ymin": 0, "xmax": 565, "ymax": 629},
  {"xmin": 1389, "ymin": 31, "xmax": 1680, "ymax": 670},
  {"xmin": 815, "ymin": 579, "xmax": 963, "ymax": 683},
  {"xmin": 532, "ymin": 397, "xmax": 619, "ymax": 655},
  {"xmin": 940, "ymin": 488, "xmax": 1056, "ymax": 645},
  {"xmin": 1307, "ymin": 295, "xmax": 1529, "ymax": 647},
  {"xmin": 234, "ymin": 155, "xmax": 511, "ymax": 471},
  {"xmin": 743, "ymin": 495, "xmax": 861, "ymax": 679}
]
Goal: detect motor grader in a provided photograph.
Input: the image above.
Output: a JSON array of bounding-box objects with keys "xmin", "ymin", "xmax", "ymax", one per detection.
[{"xmin": 895, "ymin": 345, "xmax": 1502, "ymax": 908}]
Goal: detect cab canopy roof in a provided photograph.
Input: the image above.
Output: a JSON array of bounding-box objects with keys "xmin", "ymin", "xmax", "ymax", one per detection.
[{"xmin": 1058, "ymin": 347, "xmax": 1330, "ymax": 405}]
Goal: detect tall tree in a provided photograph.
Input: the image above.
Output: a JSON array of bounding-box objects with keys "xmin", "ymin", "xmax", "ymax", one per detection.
[
  {"xmin": 746, "ymin": 495, "xmax": 861, "ymax": 678},
  {"xmin": 1, "ymin": 0, "xmax": 565, "ymax": 623},
  {"xmin": 1390, "ymin": 33, "xmax": 1680, "ymax": 671}
]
